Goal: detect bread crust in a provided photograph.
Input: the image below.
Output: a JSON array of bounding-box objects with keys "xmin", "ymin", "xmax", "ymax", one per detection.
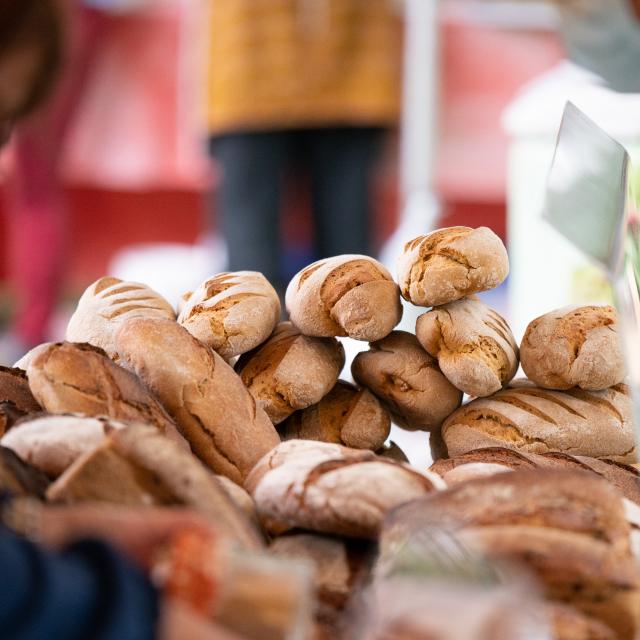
[
  {"xmin": 416, "ymin": 297, "xmax": 518, "ymax": 397},
  {"xmin": 0, "ymin": 366, "xmax": 41, "ymax": 436},
  {"xmin": 178, "ymin": 271, "xmax": 280, "ymax": 359},
  {"xmin": 397, "ymin": 227, "xmax": 508, "ymax": 307},
  {"xmin": 285, "ymin": 255, "xmax": 402, "ymax": 341},
  {"xmin": 236, "ymin": 322, "xmax": 344, "ymax": 425},
  {"xmin": 351, "ymin": 331, "xmax": 462, "ymax": 432},
  {"xmin": 115, "ymin": 317, "xmax": 280, "ymax": 483},
  {"xmin": 520, "ymin": 305, "xmax": 624, "ymax": 390}
]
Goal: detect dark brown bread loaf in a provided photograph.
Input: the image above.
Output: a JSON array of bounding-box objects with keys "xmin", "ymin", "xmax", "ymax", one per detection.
[
  {"xmin": 279, "ymin": 381, "xmax": 390, "ymax": 451},
  {"xmin": 236, "ymin": 322, "xmax": 344, "ymax": 425},
  {"xmin": 0, "ymin": 367, "xmax": 41, "ymax": 435},
  {"xmin": 352, "ymin": 331, "xmax": 462, "ymax": 432},
  {"xmin": 115, "ymin": 317, "xmax": 280, "ymax": 484}
]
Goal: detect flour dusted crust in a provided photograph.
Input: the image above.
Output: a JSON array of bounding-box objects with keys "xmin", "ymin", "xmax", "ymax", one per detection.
[
  {"xmin": 441, "ymin": 380, "xmax": 636, "ymax": 463},
  {"xmin": 520, "ymin": 305, "xmax": 625, "ymax": 391},
  {"xmin": 351, "ymin": 331, "xmax": 462, "ymax": 432},
  {"xmin": 115, "ymin": 317, "xmax": 280, "ymax": 484},
  {"xmin": 285, "ymin": 255, "xmax": 402, "ymax": 341},
  {"xmin": 245, "ymin": 440, "xmax": 444, "ymax": 538},
  {"xmin": 397, "ymin": 227, "xmax": 509, "ymax": 307},
  {"xmin": 65, "ymin": 277, "xmax": 175, "ymax": 359},
  {"xmin": 416, "ymin": 296, "xmax": 518, "ymax": 397},
  {"xmin": 236, "ymin": 322, "xmax": 344, "ymax": 425},
  {"xmin": 279, "ymin": 381, "xmax": 390, "ymax": 451},
  {"xmin": 178, "ymin": 271, "xmax": 280, "ymax": 360}
]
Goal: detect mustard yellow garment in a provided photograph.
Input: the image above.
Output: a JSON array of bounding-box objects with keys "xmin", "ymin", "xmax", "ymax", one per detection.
[{"xmin": 206, "ymin": 0, "xmax": 401, "ymax": 134}]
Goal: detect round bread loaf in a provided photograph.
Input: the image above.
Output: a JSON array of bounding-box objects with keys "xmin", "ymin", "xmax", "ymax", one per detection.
[
  {"xmin": 177, "ymin": 271, "xmax": 280, "ymax": 360},
  {"xmin": 520, "ymin": 305, "xmax": 625, "ymax": 391},
  {"xmin": 397, "ymin": 227, "xmax": 509, "ymax": 307},
  {"xmin": 236, "ymin": 322, "xmax": 344, "ymax": 425},
  {"xmin": 65, "ymin": 277, "xmax": 175, "ymax": 359},
  {"xmin": 279, "ymin": 381, "xmax": 390, "ymax": 451},
  {"xmin": 441, "ymin": 380, "xmax": 637, "ymax": 463},
  {"xmin": 245, "ymin": 440, "xmax": 444, "ymax": 538},
  {"xmin": 115, "ymin": 317, "xmax": 280, "ymax": 483},
  {"xmin": 416, "ymin": 297, "xmax": 518, "ymax": 397},
  {"xmin": 285, "ymin": 255, "xmax": 402, "ymax": 341},
  {"xmin": 351, "ymin": 331, "xmax": 462, "ymax": 432}
]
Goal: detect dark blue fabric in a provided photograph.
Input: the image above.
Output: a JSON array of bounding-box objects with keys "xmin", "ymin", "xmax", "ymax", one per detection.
[{"xmin": 0, "ymin": 525, "xmax": 158, "ymax": 640}]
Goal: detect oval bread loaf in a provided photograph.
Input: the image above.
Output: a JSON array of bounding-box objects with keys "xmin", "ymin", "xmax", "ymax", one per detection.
[
  {"xmin": 397, "ymin": 227, "xmax": 509, "ymax": 307},
  {"xmin": 177, "ymin": 271, "xmax": 280, "ymax": 360},
  {"xmin": 351, "ymin": 331, "xmax": 462, "ymax": 432},
  {"xmin": 235, "ymin": 321, "xmax": 344, "ymax": 424},
  {"xmin": 245, "ymin": 439, "xmax": 444, "ymax": 538},
  {"xmin": 441, "ymin": 381, "xmax": 637, "ymax": 463},
  {"xmin": 520, "ymin": 305, "xmax": 625, "ymax": 391},
  {"xmin": 285, "ymin": 255, "xmax": 402, "ymax": 341},
  {"xmin": 65, "ymin": 277, "xmax": 175, "ymax": 359},
  {"xmin": 416, "ymin": 297, "xmax": 518, "ymax": 397},
  {"xmin": 279, "ymin": 381, "xmax": 390, "ymax": 451},
  {"xmin": 115, "ymin": 317, "xmax": 280, "ymax": 483}
]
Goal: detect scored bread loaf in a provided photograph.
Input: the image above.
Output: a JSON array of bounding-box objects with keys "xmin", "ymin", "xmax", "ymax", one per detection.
[
  {"xmin": 351, "ymin": 331, "xmax": 462, "ymax": 432},
  {"xmin": 279, "ymin": 381, "xmax": 391, "ymax": 451},
  {"xmin": 115, "ymin": 317, "xmax": 280, "ymax": 483},
  {"xmin": 26, "ymin": 342, "xmax": 186, "ymax": 448},
  {"xmin": 397, "ymin": 227, "xmax": 509, "ymax": 307},
  {"xmin": 285, "ymin": 255, "xmax": 402, "ymax": 341},
  {"xmin": 245, "ymin": 440, "xmax": 444, "ymax": 538},
  {"xmin": 441, "ymin": 380, "xmax": 637, "ymax": 463},
  {"xmin": 415, "ymin": 297, "xmax": 518, "ymax": 397},
  {"xmin": 520, "ymin": 305, "xmax": 625, "ymax": 390},
  {"xmin": 1, "ymin": 415, "xmax": 126, "ymax": 478},
  {"xmin": 235, "ymin": 322, "xmax": 344, "ymax": 425},
  {"xmin": 47, "ymin": 423, "xmax": 262, "ymax": 549},
  {"xmin": 65, "ymin": 277, "xmax": 175, "ymax": 359},
  {"xmin": 177, "ymin": 271, "xmax": 281, "ymax": 360},
  {"xmin": 0, "ymin": 366, "xmax": 41, "ymax": 435}
]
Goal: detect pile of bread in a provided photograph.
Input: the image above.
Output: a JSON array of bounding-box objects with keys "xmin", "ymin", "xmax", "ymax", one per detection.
[{"xmin": 0, "ymin": 225, "xmax": 638, "ymax": 639}]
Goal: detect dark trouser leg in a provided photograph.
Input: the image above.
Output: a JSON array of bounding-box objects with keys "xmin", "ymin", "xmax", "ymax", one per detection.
[
  {"xmin": 209, "ymin": 132, "xmax": 289, "ymax": 286},
  {"xmin": 305, "ymin": 127, "xmax": 384, "ymax": 259}
]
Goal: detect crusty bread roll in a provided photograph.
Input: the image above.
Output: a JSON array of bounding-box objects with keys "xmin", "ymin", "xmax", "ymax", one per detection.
[
  {"xmin": 279, "ymin": 381, "xmax": 390, "ymax": 451},
  {"xmin": 0, "ymin": 446, "xmax": 49, "ymax": 498},
  {"xmin": 65, "ymin": 277, "xmax": 175, "ymax": 359},
  {"xmin": 177, "ymin": 271, "xmax": 280, "ymax": 360},
  {"xmin": 520, "ymin": 305, "xmax": 625, "ymax": 391},
  {"xmin": 26, "ymin": 342, "xmax": 186, "ymax": 448},
  {"xmin": 0, "ymin": 366, "xmax": 41, "ymax": 436},
  {"xmin": 47, "ymin": 423, "xmax": 262, "ymax": 549},
  {"xmin": 285, "ymin": 255, "xmax": 402, "ymax": 341},
  {"xmin": 351, "ymin": 331, "xmax": 462, "ymax": 432},
  {"xmin": 441, "ymin": 380, "xmax": 636, "ymax": 463},
  {"xmin": 236, "ymin": 322, "xmax": 344, "ymax": 425},
  {"xmin": 397, "ymin": 227, "xmax": 509, "ymax": 307},
  {"xmin": 115, "ymin": 317, "xmax": 280, "ymax": 483},
  {"xmin": 245, "ymin": 440, "xmax": 444, "ymax": 538},
  {"xmin": 415, "ymin": 297, "xmax": 518, "ymax": 397}
]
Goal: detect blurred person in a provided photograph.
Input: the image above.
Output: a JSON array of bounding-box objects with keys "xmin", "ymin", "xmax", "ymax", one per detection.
[
  {"xmin": 0, "ymin": 3, "xmax": 243, "ymax": 638},
  {"xmin": 206, "ymin": 0, "xmax": 401, "ymax": 289},
  {"xmin": 0, "ymin": 0, "xmax": 109, "ymax": 365}
]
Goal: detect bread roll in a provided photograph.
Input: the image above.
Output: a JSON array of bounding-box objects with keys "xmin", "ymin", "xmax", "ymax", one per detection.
[
  {"xmin": 47, "ymin": 423, "xmax": 262, "ymax": 549},
  {"xmin": 1, "ymin": 415, "xmax": 126, "ymax": 477},
  {"xmin": 285, "ymin": 255, "xmax": 402, "ymax": 341},
  {"xmin": 0, "ymin": 446, "xmax": 49, "ymax": 498},
  {"xmin": 441, "ymin": 380, "xmax": 636, "ymax": 463},
  {"xmin": 351, "ymin": 331, "xmax": 462, "ymax": 432},
  {"xmin": 0, "ymin": 366, "xmax": 41, "ymax": 436},
  {"xmin": 416, "ymin": 297, "xmax": 518, "ymax": 397},
  {"xmin": 521, "ymin": 305, "xmax": 625, "ymax": 391},
  {"xmin": 245, "ymin": 440, "xmax": 444, "ymax": 538},
  {"xmin": 65, "ymin": 277, "xmax": 175, "ymax": 359},
  {"xmin": 279, "ymin": 381, "xmax": 390, "ymax": 451},
  {"xmin": 177, "ymin": 271, "xmax": 280, "ymax": 360},
  {"xmin": 236, "ymin": 322, "xmax": 344, "ymax": 425},
  {"xmin": 26, "ymin": 342, "xmax": 185, "ymax": 447},
  {"xmin": 397, "ymin": 227, "xmax": 508, "ymax": 307},
  {"xmin": 115, "ymin": 317, "xmax": 280, "ymax": 483}
]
